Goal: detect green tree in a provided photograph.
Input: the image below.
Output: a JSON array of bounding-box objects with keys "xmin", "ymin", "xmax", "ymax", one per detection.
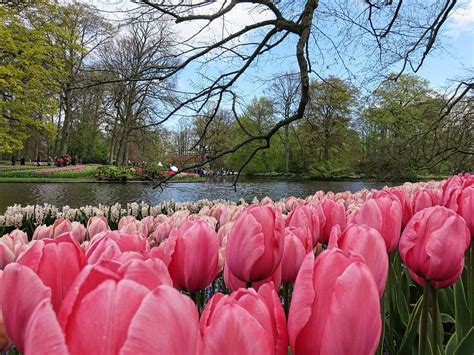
[
  {"xmin": 0, "ymin": 1, "xmax": 60, "ymax": 154},
  {"xmin": 299, "ymin": 77, "xmax": 359, "ymax": 177},
  {"xmin": 52, "ymin": 2, "xmax": 112, "ymax": 155},
  {"xmin": 360, "ymin": 74, "xmax": 444, "ymax": 179},
  {"xmin": 225, "ymin": 97, "xmax": 286, "ymax": 175}
]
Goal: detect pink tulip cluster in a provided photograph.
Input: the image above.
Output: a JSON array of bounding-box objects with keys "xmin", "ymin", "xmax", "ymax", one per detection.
[{"xmin": 0, "ymin": 173, "xmax": 472, "ymax": 354}]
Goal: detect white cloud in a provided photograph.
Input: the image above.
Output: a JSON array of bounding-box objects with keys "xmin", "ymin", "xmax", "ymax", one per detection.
[
  {"xmin": 447, "ymin": 0, "xmax": 474, "ymax": 36},
  {"xmin": 62, "ymin": 1, "xmax": 274, "ymax": 42}
]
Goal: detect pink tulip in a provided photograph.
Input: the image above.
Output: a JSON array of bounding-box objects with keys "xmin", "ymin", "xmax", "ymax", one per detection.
[
  {"xmin": 217, "ymin": 222, "xmax": 233, "ymax": 246},
  {"xmin": 86, "ymin": 216, "xmax": 110, "ymax": 239},
  {"xmin": 0, "ymin": 237, "xmax": 15, "ymax": 269},
  {"xmin": 32, "ymin": 224, "xmax": 53, "ymax": 240},
  {"xmin": 200, "ymin": 283, "xmax": 287, "ymax": 355},
  {"xmin": 140, "ymin": 216, "xmax": 157, "ymax": 237},
  {"xmin": 51, "ymin": 218, "xmax": 73, "ymax": 238},
  {"xmin": 169, "ymin": 210, "xmax": 190, "ymax": 228},
  {"xmin": 7, "ymin": 229, "xmax": 28, "ymax": 244},
  {"xmin": 316, "ymin": 199, "xmax": 346, "ymax": 244},
  {"xmin": 70, "ymin": 222, "xmax": 87, "ymax": 243},
  {"xmin": 285, "ymin": 196, "xmax": 305, "ymax": 212},
  {"xmin": 226, "ymin": 205, "xmax": 285, "ymax": 283},
  {"xmin": 117, "ymin": 258, "xmax": 173, "ymax": 289},
  {"xmin": 2, "ymin": 263, "xmax": 200, "ymax": 354},
  {"xmin": 399, "ymin": 206, "xmax": 471, "ymax": 288},
  {"xmin": 151, "ymin": 221, "xmax": 173, "ymax": 244},
  {"xmin": 211, "ymin": 204, "xmax": 234, "ymax": 227},
  {"xmin": 224, "ymin": 262, "xmax": 282, "ymax": 293},
  {"xmin": 0, "ymin": 271, "xmax": 12, "ymax": 352},
  {"xmin": 188, "ymin": 214, "xmax": 218, "ymax": 231},
  {"xmin": 288, "ymin": 250, "xmax": 381, "ymax": 355},
  {"xmin": 446, "ymin": 186, "xmax": 474, "ymax": 236},
  {"xmin": 1, "ymin": 264, "xmax": 53, "ymax": 353},
  {"xmin": 329, "ymin": 224, "xmax": 388, "ymax": 296},
  {"xmin": 281, "ymin": 227, "xmax": 313, "ymax": 284},
  {"xmin": 349, "ymin": 196, "xmax": 402, "ymax": 252},
  {"xmin": 285, "ymin": 205, "xmax": 320, "ymax": 246},
  {"xmin": 0, "ymin": 230, "xmax": 28, "ymax": 269},
  {"xmin": 412, "ymin": 188, "xmax": 442, "ymax": 214},
  {"xmin": 118, "ymin": 216, "xmax": 146, "ymax": 236},
  {"xmin": 16, "ymin": 233, "xmax": 86, "ymax": 313},
  {"xmin": 86, "ymin": 231, "xmax": 149, "ymax": 264},
  {"xmin": 372, "ymin": 188, "xmax": 413, "ymax": 228},
  {"xmin": 161, "ymin": 220, "xmax": 219, "ymax": 291}
]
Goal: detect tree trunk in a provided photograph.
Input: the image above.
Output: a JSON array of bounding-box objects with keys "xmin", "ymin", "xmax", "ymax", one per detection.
[
  {"xmin": 116, "ymin": 128, "xmax": 129, "ymax": 166},
  {"xmin": 53, "ymin": 100, "xmax": 63, "ymax": 156},
  {"xmin": 58, "ymin": 88, "xmax": 72, "ymax": 155},
  {"xmin": 108, "ymin": 136, "xmax": 116, "ymax": 165},
  {"xmin": 284, "ymin": 124, "xmax": 290, "ymax": 173}
]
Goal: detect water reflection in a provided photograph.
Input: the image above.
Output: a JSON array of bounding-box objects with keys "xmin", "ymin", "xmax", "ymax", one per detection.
[{"xmin": 0, "ymin": 180, "xmax": 396, "ymax": 213}]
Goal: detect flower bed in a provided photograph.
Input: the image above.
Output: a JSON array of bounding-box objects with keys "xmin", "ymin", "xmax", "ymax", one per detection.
[
  {"xmin": 0, "ymin": 165, "xmax": 97, "ymax": 180},
  {"xmin": 0, "ymin": 174, "xmax": 472, "ymax": 353},
  {"xmin": 34, "ymin": 164, "xmax": 86, "ymax": 174}
]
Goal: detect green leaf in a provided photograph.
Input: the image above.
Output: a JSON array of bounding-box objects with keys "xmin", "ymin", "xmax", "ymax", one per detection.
[
  {"xmin": 446, "ymin": 332, "xmax": 458, "ymax": 355},
  {"xmin": 397, "ymin": 282, "xmax": 411, "ymax": 327},
  {"xmin": 453, "ymin": 327, "xmax": 474, "ymax": 355},
  {"xmin": 397, "ymin": 296, "xmax": 424, "ymax": 355},
  {"xmin": 454, "ymin": 277, "xmax": 471, "ymax": 342}
]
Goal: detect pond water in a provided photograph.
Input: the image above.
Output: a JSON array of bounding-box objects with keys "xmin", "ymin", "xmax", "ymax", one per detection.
[{"xmin": 0, "ymin": 180, "xmax": 397, "ymax": 213}]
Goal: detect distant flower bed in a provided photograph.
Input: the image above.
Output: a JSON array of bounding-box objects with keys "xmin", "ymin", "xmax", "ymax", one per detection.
[
  {"xmin": 34, "ymin": 164, "xmax": 86, "ymax": 174},
  {"xmin": 0, "ymin": 164, "xmax": 42, "ymax": 169}
]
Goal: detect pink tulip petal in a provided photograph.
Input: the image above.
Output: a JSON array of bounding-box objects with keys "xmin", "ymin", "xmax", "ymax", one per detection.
[
  {"xmin": 65, "ymin": 279, "xmax": 149, "ymax": 354},
  {"xmin": 120, "ymin": 286, "xmax": 200, "ymax": 354},
  {"xmin": 118, "ymin": 258, "xmax": 172, "ymax": 289},
  {"xmin": 226, "ymin": 214, "xmax": 265, "ymax": 281},
  {"xmin": 321, "ymin": 262, "xmax": 381, "ymax": 355},
  {"xmin": 1, "ymin": 264, "xmax": 51, "ymax": 352},
  {"xmin": 58, "ymin": 264, "xmax": 120, "ymax": 330},
  {"xmin": 201, "ymin": 303, "xmax": 273, "ymax": 355},
  {"xmin": 24, "ymin": 299, "xmax": 68, "ymax": 354},
  {"xmin": 287, "ymin": 253, "xmax": 315, "ymax": 352}
]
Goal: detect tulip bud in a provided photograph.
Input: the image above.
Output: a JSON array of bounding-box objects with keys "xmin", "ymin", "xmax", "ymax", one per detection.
[
  {"xmin": 349, "ymin": 196, "xmax": 402, "ymax": 252},
  {"xmin": 399, "ymin": 206, "xmax": 470, "ymax": 288},
  {"xmin": 32, "ymin": 224, "xmax": 53, "ymax": 240},
  {"xmin": 288, "ymin": 250, "xmax": 381, "ymax": 355},
  {"xmin": 316, "ymin": 199, "xmax": 346, "ymax": 244},
  {"xmin": 87, "ymin": 216, "xmax": 110, "ymax": 239},
  {"xmin": 226, "ymin": 205, "xmax": 285, "ymax": 283},
  {"xmin": 201, "ymin": 283, "xmax": 287, "ymax": 355},
  {"xmin": 286, "ymin": 205, "xmax": 320, "ymax": 246},
  {"xmin": 281, "ymin": 227, "xmax": 312, "ymax": 284},
  {"xmin": 412, "ymin": 188, "xmax": 442, "ymax": 214},
  {"xmin": 329, "ymin": 224, "xmax": 388, "ymax": 296},
  {"xmin": 163, "ymin": 221, "xmax": 220, "ymax": 292}
]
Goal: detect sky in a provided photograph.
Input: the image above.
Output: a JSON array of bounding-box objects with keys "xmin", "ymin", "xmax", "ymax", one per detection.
[{"xmin": 63, "ymin": 0, "xmax": 474, "ymax": 127}]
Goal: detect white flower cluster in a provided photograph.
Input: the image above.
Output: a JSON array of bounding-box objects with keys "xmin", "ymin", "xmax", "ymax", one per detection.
[{"xmin": 0, "ymin": 198, "xmax": 242, "ymax": 229}]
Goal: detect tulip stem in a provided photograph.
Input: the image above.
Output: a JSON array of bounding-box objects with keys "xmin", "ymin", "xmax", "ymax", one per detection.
[
  {"xmin": 430, "ymin": 285, "xmax": 438, "ymax": 355},
  {"xmin": 470, "ymin": 244, "xmax": 474, "ymax": 327},
  {"xmin": 283, "ymin": 283, "xmax": 289, "ymax": 317},
  {"xmin": 192, "ymin": 292, "xmax": 202, "ymax": 315},
  {"xmin": 376, "ymin": 292, "xmax": 385, "ymax": 355},
  {"xmin": 419, "ymin": 280, "xmax": 431, "ymax": 355}
]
